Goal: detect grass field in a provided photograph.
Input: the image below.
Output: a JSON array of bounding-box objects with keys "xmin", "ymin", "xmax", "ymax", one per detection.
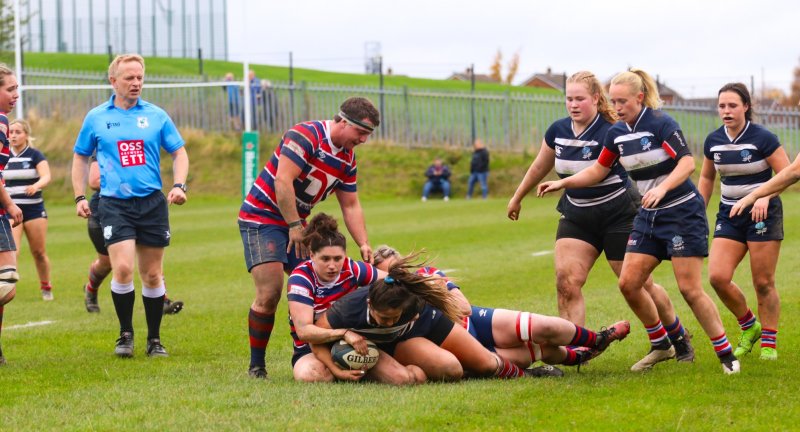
[{"xmin": 1, "ymin": 194, "xmax": 799, "ymax": 431}]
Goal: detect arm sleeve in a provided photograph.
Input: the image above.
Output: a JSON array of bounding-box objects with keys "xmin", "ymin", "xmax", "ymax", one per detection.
[
  {"xmin": 286, "ymin": 271, "xmax": 316, "ymax": 307},
  {"xmin": 74, "ymin": 114, "xmax": 98, "ymax": 156},
  {"xmin": 662, "ymin": 130, "xmax": 692, "ymax": 160},
  {"xmin": 160, "ymin": 112, "xmax": 185, "ymax": 153}
]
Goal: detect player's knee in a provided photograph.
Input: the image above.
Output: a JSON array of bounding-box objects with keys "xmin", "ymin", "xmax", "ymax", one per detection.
[
  {"xmin": 293, "ymin": 364, "xmax": 334, "ymax": 383},
  {"xmin": 708, "ymin": 271, "xmax": 730, "ymax": 291},
  {"xmin": 556, "ymin": 270, "xmax": 586, "ymax": 296},
  {"xmin": 426, "ymin": 357, "xmax": 463, "ymax": 381},
  {"xmin": 0, "ymin": 266, "xmax": 18, "ymax": 305},
  {"xmin": 752, "ymin": 276, "xmax": 775, "ymax": 297}
]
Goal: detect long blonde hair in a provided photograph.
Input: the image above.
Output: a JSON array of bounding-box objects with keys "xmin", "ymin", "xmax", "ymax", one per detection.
[
  {"xmin": 0, "ymin": 63, "xmax": 14, "ymax": 87},
  {"xmin": 9, "ymin": 119, "xmax": 35, "ymax": 148},
  {"xmin": 611, "ymin": 68, "xmax": 662, "ymax": 109},
  {"xmin": 567, "ymin": 71, "xmax": 618, "ymax": 123}
]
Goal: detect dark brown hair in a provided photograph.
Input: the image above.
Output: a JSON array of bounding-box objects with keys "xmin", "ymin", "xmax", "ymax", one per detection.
[
  {"xmin": 301, "ymin": 213, "xmax": 347, "ymax": 253},
  {"xmin": 718, "ymin": 82, "xmax": 753, "ymax": 122},
  {"xmin": 333, "ymin": 97, "xmax": 380, "ymax": 127},
  {"xmin": 368, "ymin": 252, "xmax": 461, "ymax": 322}
]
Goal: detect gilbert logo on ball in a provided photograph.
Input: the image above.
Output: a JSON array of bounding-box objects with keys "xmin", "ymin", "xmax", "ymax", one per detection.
[{"xmin": 331, "ymin": 339, "xmax": 379, "ymax": 370}]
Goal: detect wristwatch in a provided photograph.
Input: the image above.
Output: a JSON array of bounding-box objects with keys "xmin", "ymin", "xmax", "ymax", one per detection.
[{"xmin": 173, "ymin": 183, "xmax": 188, "ymax": 193}]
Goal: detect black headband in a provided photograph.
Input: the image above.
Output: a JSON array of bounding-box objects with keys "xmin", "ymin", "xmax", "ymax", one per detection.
[{"xmin": 339, "ymin": 111, "xmax": 375, "ymax": 132}]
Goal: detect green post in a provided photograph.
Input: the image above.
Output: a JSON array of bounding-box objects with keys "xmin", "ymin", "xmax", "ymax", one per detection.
[{"xmin": 241, "ymin": 131, "xmax": 259, "ymax": 200}]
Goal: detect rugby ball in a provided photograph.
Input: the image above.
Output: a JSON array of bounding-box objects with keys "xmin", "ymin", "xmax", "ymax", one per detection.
[{"xmin": 331, "ymin": 339, "xmax": 379, "ymax": 370}]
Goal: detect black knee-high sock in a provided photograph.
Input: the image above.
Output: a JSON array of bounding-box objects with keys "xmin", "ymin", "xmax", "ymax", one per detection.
[
  {"xmin": 111, "ymin": 291, "xmax": 136, "ymax": 334},
  {"xmin": 143, "ymin": 295, "xmax": 165, "ymax": 340}
]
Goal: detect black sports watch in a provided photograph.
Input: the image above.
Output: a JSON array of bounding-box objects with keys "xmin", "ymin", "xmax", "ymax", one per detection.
[{"xmin": 173, "ymin": 183, "xmax": 188, "ymax": 193}]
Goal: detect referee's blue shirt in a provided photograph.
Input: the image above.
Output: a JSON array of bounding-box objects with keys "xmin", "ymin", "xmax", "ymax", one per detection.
[{"xmin": 74, "ymin": 95, "xmax": 185, "ymax": 199}]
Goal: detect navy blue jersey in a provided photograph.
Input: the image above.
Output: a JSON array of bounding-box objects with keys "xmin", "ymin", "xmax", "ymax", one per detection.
[
  {"xmin": 5, "ymin": 146, "xmax": 47, "ymax": 205},
  {"xmin": 704, "ymin": 122, "xmax": 781, "ymax": 205},
  {"xmin": 545, "ymin": 114, "xmax": 629, "ymax": 206},
  {"xmin": 325, "ymin": 286, "xmax": 427, "ymax": 344},
  {"xmin": 599, "ymin": 108, "xmax": 695, "ymax": 209}
]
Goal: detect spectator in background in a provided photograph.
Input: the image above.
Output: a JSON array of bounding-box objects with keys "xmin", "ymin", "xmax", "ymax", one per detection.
[
  {"xmin": 422, "ymin": 158, "xmax": 451, "ymax": 202},
  {"xmin": 224, "ymin": 72, "xmax": 242, "ymax": 131},
  {"xmin": 247, "ymin": 70, "xmax": 262, "ymax": 130},
  {"xmin": 467, "ymin": 139, "xmax": 489, "ymax": 199}
]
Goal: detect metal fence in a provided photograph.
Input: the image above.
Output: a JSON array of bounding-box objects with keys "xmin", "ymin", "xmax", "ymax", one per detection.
[{"xmin": 20, "ymin": 69, "xmax": 800, "ymax": 155}]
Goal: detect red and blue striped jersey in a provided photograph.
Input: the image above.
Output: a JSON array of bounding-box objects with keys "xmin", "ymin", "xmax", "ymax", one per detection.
[
  {"xmin": 238, "ymin": 120, "xmax": 357, "ymax": 227},
  {"xmin": 287, "ymin": 256, "xmax": 378, "ymax": 349},
  {"xmin": 0, "ymin": 112, "xmax": 11, "ymax": 216},
  {"xmin": 416, "ymin": 266, "xmax": 459, "ymax": 291}
]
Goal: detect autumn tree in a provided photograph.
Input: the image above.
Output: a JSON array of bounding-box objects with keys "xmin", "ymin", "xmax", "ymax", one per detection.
[
  {"xmin": 789, "ymin": 56, "xmax": 800, "ymax": 106},
  {"xmin": 489, "ymin": 49, "xmax": 502, "ymax": 82},
  {"xmin": 505, "ymin": 51, "xmax": 520, "ymax": 84}
]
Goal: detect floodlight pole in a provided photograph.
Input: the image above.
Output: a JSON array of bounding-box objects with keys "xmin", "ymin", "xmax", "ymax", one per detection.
[{"xmin": 14, "ymin": 0, "xmax": 24, "ymax": 118}]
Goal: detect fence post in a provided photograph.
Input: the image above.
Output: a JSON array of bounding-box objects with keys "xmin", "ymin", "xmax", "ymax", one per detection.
[
  {"xmin": 504, "ymin": 90, "xmax": 511, "ymax": 149},
  {"xmin": 403, "ymin": 85, "xmax": 411, "ymax": 148}
]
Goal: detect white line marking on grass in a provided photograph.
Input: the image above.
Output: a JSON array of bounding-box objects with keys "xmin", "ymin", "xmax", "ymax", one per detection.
[
  {"xmin": 5, "ymin": 320, "xmax": 56, "ymax": 330},
  {"xmin": 531, "ymin": 250, "xmax": 553, "ymax": 257},
  {"xmin": 440, "ymin": 269, "xmax": 458, "ymax": 274}
]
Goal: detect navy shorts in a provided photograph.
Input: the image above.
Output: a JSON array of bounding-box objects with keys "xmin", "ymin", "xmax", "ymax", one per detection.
[
  {"xmin": 556, "ymin": 185, "xmax": 640, "ymax": 261},
  {"xmin": 627, "ymin": 194, "xmax": 709, "ymax": 260},
  {"xmin": 466, "ymin": 306, "xmax": 496, "ymax": 352},
  {"xmin": 239, "ymin": 222, "xmax": 304, "ymax": 273},
  {"xmin": 713, "ymin": 198, "xmax": 783, "ymax": 243},
  {"xmin": 0, "ymin": 216, "xmax": 16, "ymax": 252},
  {"xmin": 18, "ymin": 202, "xmax": 47, "ymax": 222},
  {"xmin": 87, "ymin": 194, "xmax": 107, "ymax": 255},
  {"xmin": 97, "ymin": 191, "xmax": 171, "ymax": 248}
]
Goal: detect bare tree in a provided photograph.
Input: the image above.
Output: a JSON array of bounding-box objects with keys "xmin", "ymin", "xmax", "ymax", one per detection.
[{"xmin": 0, "ymin": 0, "xmax": 32, "ymax": 52}]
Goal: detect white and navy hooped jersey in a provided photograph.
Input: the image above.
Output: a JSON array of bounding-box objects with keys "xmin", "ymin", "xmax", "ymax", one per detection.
[
  {"xmin": 325, "ymin": 286, "xmax": 426, "ymax": 344},
  {"xmin": 545, "ymin": 114, "xmax": 629, "ymax": 206},
  {"xmin": 599, "ymin": 107, "xmax": 695, "ymax": 209},
  {"xmin": 239, "ymin": 120, "xmax": 357, "ymax": 228},
  {"xmin": 704, "ymin": 122, "xmax": 781, "ymax": 205},
  {"xmin": 4, "ymin": 146, "xmax": 47, "ymax": 205}
]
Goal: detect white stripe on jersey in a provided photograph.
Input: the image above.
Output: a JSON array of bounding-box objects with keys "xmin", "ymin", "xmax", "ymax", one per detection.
[
  {"xmin": 709, "ymin": 143, "xmax": 758, "ymax": 152},
  {"xmin": 721, "ymin": 183, "xmax": 761, "ymax": 203},
  {"xmin": 2, "ymin": 168, "xmax": 37, "ymax": 180},
  {"xmin": 554, "ymin": 158, "xmax": 595, "ymax": 175},
  {"xmin": 619, "ymin": 150, "xmax": 671, "ymax": 171},
  {"xmin": 553, "ymin": 138, "xmax": 599, "ymax": 148},
  {"xmin": 716, "ymin": 159, "xmax": 770, "ymax": 177},
  {"xmin": 614, "ymin": 131, "xmax": 654, "ymax": 144},
  {"xmin": 567, "ymin": 187, "xmax": 626, "ymax": 207}
]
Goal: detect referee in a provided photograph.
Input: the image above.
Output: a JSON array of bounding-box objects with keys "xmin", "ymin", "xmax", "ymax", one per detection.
[{"xmin": 71, "ymin": 54, "xmax": 189, "ymax": 358}]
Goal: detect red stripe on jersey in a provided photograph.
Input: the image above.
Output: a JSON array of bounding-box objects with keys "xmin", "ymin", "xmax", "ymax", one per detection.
[
  {"xmin": 662, "ymin": 141, "xmax": 678, "ymax": 159},
  {"xmin": 597, "ymin": 148, "xmax": 618, "ymax": 168}
]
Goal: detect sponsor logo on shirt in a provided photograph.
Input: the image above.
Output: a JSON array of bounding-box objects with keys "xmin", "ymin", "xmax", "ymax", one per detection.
[
  {"xmin": 740, "ymin": 149, "xmax": 752, "ymax": 163},
  {"xmin": 581, "ymin": 147, "xmax": 592, "ymax": 160},
  {"xmin": 554, "ymin": 146, "xmax": 562, "ymax": 157},
  {"xmin": 117, "ymin": 140, "xmax": 146, "ymax": 167},
  {"xmin": 137, "ymin": 117, "xmax": 149, "ymax": 129},
  {"xmin": 714, "ymin": 153, "xmax": 721, "ymax": 162},
  {"xmin": 640, "ymin": 137, "xmax": 652, "ymax": 151},
  {"xmin": 106, "ymin": 121, "xmax": 121, "ymax": 129}
]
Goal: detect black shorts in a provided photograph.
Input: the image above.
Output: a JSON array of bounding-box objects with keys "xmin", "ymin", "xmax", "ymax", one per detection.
[
  {"xmin": 18, "ymin": 202, "xmax": 47, "ymax": 222},
  {"xmin": 380, "ymin": 306, "xmax": 455, "ymax": 356},
  {"xmin": 555, "ymin": 185, "xmax": 640, "ymax": 261},
  {"xmin": 97, "ymin": 191, "xmax": 171, "ymax": 248},
  {"xmin": 87, "ymin": 194, "xmax": 107, "ymax": 255}
]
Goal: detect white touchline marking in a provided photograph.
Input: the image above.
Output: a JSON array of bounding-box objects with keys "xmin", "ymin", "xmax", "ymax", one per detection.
[
  {"xmin": 440, "ymin": 269, "xmax": 458, "ymax": 274},
  {"xmin": 531, "ymin": 250, "xmax": 553, "ymax": 257},
  {"xmin": 5, "ymin": 320, "xmax": 56, "ymax": 330}
]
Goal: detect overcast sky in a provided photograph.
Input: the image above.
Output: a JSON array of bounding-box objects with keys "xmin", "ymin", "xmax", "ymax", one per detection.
[{"xmin": 227, "ymin": 0, "xmax": 800, "ymax": 99}]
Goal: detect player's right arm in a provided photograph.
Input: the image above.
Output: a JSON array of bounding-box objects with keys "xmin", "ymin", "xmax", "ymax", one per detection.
[
  {"xmin": 508, "ymin": 139, "xmax": 555, "ymax": 220},
  {"xmin": 731, "ymin": 152, "xmax": 800, "ymax": 217},
  {"xmin": 274, "ymin": 151, "xmax": 307, "ymax": 257},
  {"xmin": 71, "ymin": 153, "xmax": 91, "ymax": 218},
  {"xmin": 310, "ymin": 313, "xmax": 366, "ymax": 381}
]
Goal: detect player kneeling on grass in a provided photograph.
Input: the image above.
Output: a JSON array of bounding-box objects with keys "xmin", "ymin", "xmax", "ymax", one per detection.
[
  {"xmin": 371, "ymin": 247, "xmax": 631, "ymax": 377},
  {"xmin": 286, "ymin": 214, "xmax": 425, "ymax": 385}
]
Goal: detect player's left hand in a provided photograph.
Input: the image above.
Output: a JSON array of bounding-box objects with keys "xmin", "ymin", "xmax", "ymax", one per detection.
[
  {"xmin": 750, "ymin": 197, "xmax": 770, "ymax": 222},
  {"xmin": 24, "ymin": 185, "xmax": 38, "ymax": 196},
  {"xmin": 360, "ymin": 243, "xmax": 373, "ymax": 264},
  {"xmin": 7, "ymin": 204, "xmax": 22, "ymax": 227},
  {"xmin": 641, "ymin": 186, "xmax": 666, "ymax": 209},
  {"xmin": 167, "ymin": 188, "xmax": 187, "ymax": 205}
]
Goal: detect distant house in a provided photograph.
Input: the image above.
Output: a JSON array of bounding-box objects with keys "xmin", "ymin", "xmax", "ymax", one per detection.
[
  {"xmin": 447, "ymin": 68, "xmax": 500, "ymax": 83},
  {"xmin": 520, "ymin": 67, "xmax": 567, "ymax": 92},
  {"xmin": 657, "ymin": 81, "xmax": 683, "ymax": 104}
]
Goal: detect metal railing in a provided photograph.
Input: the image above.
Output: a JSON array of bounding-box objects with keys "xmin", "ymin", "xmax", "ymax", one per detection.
[{"xmin": 19, "ymin": 72, "xmax": 800, "ymax": 155}]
